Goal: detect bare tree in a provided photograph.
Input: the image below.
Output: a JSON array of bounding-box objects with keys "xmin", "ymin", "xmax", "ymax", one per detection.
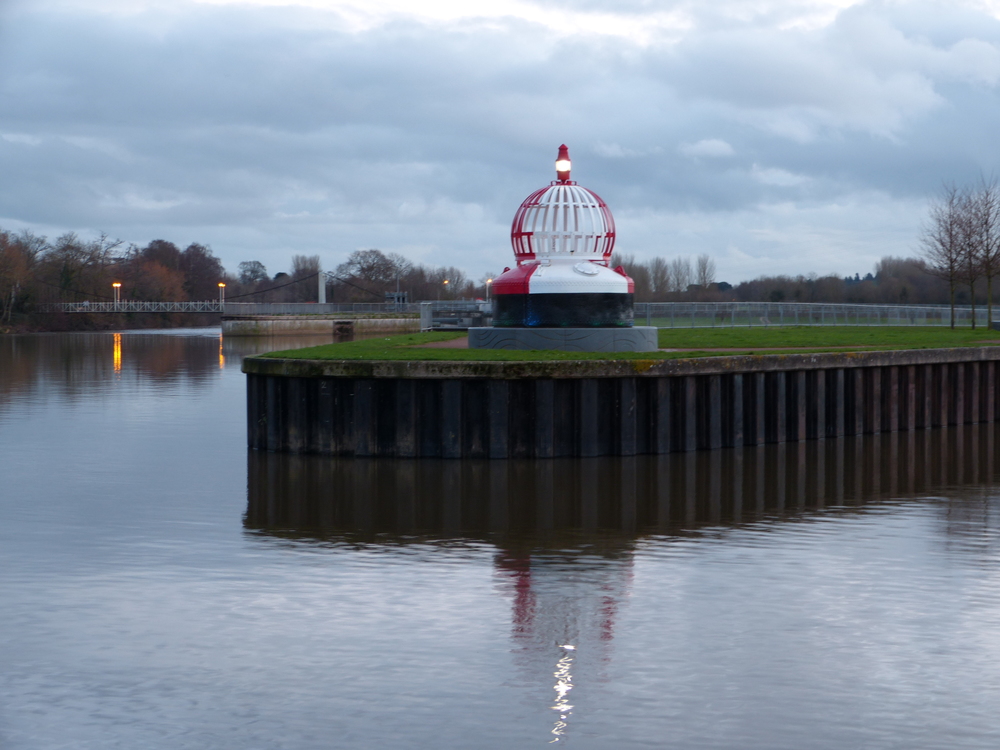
[
  {"xmin": 921, "ymin": 184, "xmax": 964, "ymax": 329},
  {"xmin": 0, "ymin": 232, "xmax": 32, "ymax": 323},
  {"xmin": 696, "ymin": 254, "xmax": 716, "ymax": 287},
  {"xmin": 969, "ymin": 177, "xmax": 1000, "ymax": 328},
  {"xmin": 956, "ymin": 189, "xmax": 983, "ymax": 328},
  {"xmin": 670, "ymin": 257, "xmax": 692, "ymax": 293},
  {"xmin": 238, "ymin": 260, "xmax": 268, "ymax": 285},
  {"xmin": 336, "ymin": 249, "xmax": 402, "ymax": 287},
  {"xmin": 648, "ymin": 257, "xmax": 670, "ymax": 299},
  {"xmin": 290, "ymin": 254, "xmax": 321, "ymax": 302}
]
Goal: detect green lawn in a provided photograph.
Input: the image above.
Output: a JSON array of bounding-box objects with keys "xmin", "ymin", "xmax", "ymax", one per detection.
[
  {"xmin": 259, "ymin": 332, "xmax": 686, "ymax": 361},
  {"xmin": 258, "ymin": 326, "xmax": 1000, "ymax": 362},
  {"xmin": 658, "ymin": 326, "xmax": 1000, "ymax": 350}
]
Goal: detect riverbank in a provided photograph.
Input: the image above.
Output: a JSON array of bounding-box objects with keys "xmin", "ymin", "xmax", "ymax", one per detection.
[
  {"xmin": 2, "ymin": 312, "xmax": 223, "ymax": 333},
  {"xmin": 4, "ymin": 310, "xmax": 422, "ymax": 334}
]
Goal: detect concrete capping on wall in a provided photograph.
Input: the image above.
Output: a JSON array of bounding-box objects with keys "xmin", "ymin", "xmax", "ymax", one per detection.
[
  {"xmin": 244, "ymin": 346, "xmax": 1000, "ymax": 379},
  {"xmin": 244, "ymin": 347, "xmax": 1000, "ymax": 458}
]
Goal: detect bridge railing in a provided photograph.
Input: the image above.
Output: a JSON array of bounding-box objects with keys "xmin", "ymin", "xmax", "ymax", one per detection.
[
  {"xmin": 38, "ymin": 300, "xmax": 225, "ymax": 313},
  {"xmin": 37, "ymin": 301, "xmax": 424, "ymax": 315}
]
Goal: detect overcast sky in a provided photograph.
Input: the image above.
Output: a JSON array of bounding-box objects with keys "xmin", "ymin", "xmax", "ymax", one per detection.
[{"xmin": 2, "ymin": 0, "xmax": 1000, "ymax": 283}]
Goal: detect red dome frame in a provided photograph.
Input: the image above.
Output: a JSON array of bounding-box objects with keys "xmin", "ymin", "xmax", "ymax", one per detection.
[{"xmin": 510, "ymin": 183, "xmax": 616, "ymax": 265}]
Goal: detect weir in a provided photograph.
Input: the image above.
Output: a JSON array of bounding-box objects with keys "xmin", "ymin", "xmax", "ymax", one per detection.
[
  {"xmin": 222, "ymin": 315, "xmax": 418, "ymax": 336},
  {"xmin": 243, "ymin": 346, "xmax": 1000, "ymax": 458}
]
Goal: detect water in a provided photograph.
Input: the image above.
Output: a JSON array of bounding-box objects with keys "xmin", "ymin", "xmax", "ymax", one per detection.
[{"xmin": 3, "ymin": 329, "xmax": 1000, "ymax": 749}]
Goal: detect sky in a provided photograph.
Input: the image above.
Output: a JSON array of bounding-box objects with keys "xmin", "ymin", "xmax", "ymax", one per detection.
[{"xmin": 2, "ymin": 0, "xmax": 1000, "ymax": 284}]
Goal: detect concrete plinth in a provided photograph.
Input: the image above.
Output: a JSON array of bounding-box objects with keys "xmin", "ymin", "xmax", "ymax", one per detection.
[{"xmin": 468, "ymin": 326, "xmax": 658, "ymax": 352}]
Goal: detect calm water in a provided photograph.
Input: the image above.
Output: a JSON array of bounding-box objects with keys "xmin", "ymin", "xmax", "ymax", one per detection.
[{"xmin": 3, "ymin": 330, "xmax": 1000, "ymax": 749}]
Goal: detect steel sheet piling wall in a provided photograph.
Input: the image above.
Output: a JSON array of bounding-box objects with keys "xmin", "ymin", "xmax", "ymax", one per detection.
[{"xmin": 244, "ymin": 348, "xmax": 1000, "ymax": 458}]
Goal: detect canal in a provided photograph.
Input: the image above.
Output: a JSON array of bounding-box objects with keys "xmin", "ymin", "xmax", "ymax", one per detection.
[{"xmin": 3, "ymin": 329, "xmax": 1000, "ymax": 749}]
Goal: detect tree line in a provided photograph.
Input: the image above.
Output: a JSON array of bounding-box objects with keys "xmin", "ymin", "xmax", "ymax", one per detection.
[
  {"xmin": 0, "ymin": 214, "xmax": 984, "ymax": 331},
  {"xmin": 0, "ymin": 230, "xmax": 241, "ymax": 328},
  {"xmin": 0, "ymin": 229, "xmax": 486, "ymax": 329}
]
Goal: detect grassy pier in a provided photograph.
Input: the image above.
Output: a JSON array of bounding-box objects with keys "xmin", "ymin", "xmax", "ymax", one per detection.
[{"xmin": 258, "ymin": 326, "xmax": 1000, "ymax": 362}]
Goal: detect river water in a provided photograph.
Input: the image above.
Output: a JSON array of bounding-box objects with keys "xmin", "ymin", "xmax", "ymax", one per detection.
[{"xmin": 3, "ymin": 329, "xmax": 1000, "ymax": 749}]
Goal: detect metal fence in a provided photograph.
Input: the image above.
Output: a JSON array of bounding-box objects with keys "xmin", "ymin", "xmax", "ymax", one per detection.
[
  {"xmin": 37, "ymin": 299, "xmax": 995, "ymax": 330},
  {"xmin": 38, "ymin": 301, "xmax": 423, "ymax": 315},
  {"xmin": 223, "ymin": 302, "xmax": 421, "ymax": 315},
  {"xmin": 633, "ymin": 302, "xmax": 991, "ymax": 328}
]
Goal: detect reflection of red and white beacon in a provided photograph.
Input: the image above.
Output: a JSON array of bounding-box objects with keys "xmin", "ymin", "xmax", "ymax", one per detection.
[
  {"xmin": 491, "ymin": 145, "xmax": 634, "ymax": 328},
  {"xmin": 496, "ymin": 548, "xmax": 635, "ymax": 743}
]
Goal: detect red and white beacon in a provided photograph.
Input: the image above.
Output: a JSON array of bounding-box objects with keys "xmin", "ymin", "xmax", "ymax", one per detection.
[{"xmin": 491, "ymin": 145, "xmax": 635, "ymax": 328}]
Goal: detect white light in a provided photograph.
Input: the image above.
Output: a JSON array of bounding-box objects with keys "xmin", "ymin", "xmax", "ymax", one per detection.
[{"xmin": 555, "ymin": 159, "xmax": 571, "ymax": 172}]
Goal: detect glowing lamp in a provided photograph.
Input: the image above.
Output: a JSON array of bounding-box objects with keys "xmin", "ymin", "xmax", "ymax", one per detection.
[{"xmin": 555, "ymin": 144, "xmax": 571, "ymax": 182}]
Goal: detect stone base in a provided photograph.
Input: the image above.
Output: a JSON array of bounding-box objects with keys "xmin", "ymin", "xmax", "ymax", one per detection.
[{"xmin": 468, "ymin": 326, "xmax": 659, "ymax": 352}]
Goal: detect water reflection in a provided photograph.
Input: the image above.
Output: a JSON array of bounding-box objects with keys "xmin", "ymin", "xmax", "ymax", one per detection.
[
  {"xmin": 6, "ymin": 326, "xmax": 1000, "ymax": 748},
  {"xmin": 0, "ymin": 330, "xmax": 338, "ymax": 410},
  {"xmin": 245, "ymin": 426, "xmax": 998, "ymax": 541},
  {"xmin": 245, "ymin": 425, "xmax": 1000, "ymax": 745}
]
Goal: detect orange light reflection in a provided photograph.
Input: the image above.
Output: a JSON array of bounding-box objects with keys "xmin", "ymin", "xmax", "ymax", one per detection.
[{"xmin": 113, "ymin": 333, "xmax": 122, "ymax": 373}]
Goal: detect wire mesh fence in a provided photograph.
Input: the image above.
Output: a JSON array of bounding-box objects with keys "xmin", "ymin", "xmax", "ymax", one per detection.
[
  {"xmin": 38, "ymin": 299, "xmax": 995, "ymax": 330},
  {"xmin": 633, "ymin": 302, "xmax": 991, "ymax": 328}
]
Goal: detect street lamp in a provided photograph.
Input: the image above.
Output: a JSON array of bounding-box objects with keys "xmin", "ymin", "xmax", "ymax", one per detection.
[
  {"xmin": 486, "ymin": 278, "xmax": 492, "ymax": 302},
  {"xmin": 218, "ymin": 282, "xmax": 226, "ymax": 307},
  {"xmin": 112, "ymin": 282, "xmax": 121, "ymax": 309},
  {"xmin": 440, "ymin": 279, "xmax": 449, "ymax": 301}
]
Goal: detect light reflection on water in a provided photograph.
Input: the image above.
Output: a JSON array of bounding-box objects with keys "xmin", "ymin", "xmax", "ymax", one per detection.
[{"xmin": 3, "ymin": 330, "xmax": 1000, "ymax": 749}]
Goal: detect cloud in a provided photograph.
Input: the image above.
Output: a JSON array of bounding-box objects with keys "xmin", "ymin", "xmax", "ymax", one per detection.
[
  {"xmin": 1, "ymin": 0, "xmax": 999, "ymax": 283},
  {"xmin": 679, "ymin": 139, "xmax": 735, "ymax": 158}
]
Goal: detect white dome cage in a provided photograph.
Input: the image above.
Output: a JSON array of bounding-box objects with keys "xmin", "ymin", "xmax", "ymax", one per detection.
[{"xmin": 510, "ymin": 145, "xmax": 616, "ymax": 264}]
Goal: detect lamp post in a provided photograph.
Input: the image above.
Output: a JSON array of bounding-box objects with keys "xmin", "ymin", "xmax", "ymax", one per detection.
[
  {"xmin": 486, "ymin": 278, "xmax": 492, "ymax": 302},
  {"xmin": 218, "ymin": 282, "xmax": 226, "ymax": 308},
  {"xmin": 440, "ymin": 279, "xmax": 449, "ymax": 301},
  {"xmin": 112, "ymin": 282, "xmax": 121, "ymax": 310}
]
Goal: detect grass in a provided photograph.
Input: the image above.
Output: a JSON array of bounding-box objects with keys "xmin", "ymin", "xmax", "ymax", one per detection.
[
  {"xmin": 260, "ymin": 332, "xmax": 685, "ymax": 361},
  {"xmin": 657, "ymin": 326, "xmax": 1000, "ymax": 350},
  {"xmin": 258, "ymin": 326, "xmax": 1000, "ymax": 362}
]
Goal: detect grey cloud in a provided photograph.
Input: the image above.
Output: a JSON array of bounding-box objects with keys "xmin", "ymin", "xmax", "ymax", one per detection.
[{"xmin": 1, "ymin": 1, "xmax": 1000, "ymax": 280}]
